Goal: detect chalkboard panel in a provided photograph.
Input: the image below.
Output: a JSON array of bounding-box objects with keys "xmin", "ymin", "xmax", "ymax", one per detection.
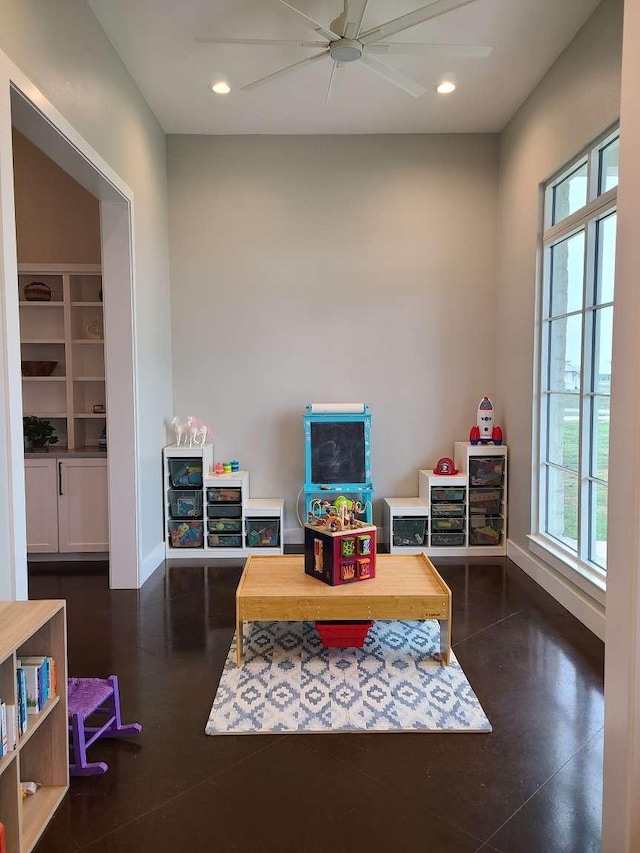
[{"xmin": 310, "ymin": 422, "xmax": 366, "ymax": 484}]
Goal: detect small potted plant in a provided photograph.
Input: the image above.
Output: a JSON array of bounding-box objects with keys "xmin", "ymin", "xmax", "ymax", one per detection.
[{"xmin": 23, "ymin": 416, "xmax": 59, "ymax": 452}]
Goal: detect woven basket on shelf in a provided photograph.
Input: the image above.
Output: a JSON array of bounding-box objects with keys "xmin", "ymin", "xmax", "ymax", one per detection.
[{"xmin": 24, "ymin": 281, "xmax": 52, "ymax": 302}]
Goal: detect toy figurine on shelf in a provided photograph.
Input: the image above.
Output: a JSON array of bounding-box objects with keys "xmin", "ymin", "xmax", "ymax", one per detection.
[{"xmin": 470, "ymin": 396, "xmax": 503, "ymax": 445}]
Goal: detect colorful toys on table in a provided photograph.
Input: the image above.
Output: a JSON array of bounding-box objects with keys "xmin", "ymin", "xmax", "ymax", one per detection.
[
  {"xmin": 214, "ymin": 461, "xmax": 224, "ymax": 474},
  {"xmin": 304, "ymin": 504, "xmax": 376, "ymax": 586},
  {"xmin": 469, "ymin": 397, "xmax": 503, "ymax": 445}
]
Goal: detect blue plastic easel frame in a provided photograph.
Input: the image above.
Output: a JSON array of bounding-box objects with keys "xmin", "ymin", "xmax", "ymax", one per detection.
[{"xmin": 303, "ymin": 405, "xmax": 374, "ymax": 523}]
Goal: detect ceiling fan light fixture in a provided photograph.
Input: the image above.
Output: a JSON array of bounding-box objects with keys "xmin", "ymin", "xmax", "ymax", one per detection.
[
  {"xmin": 329, "ymin": 38, "xmax": 363, "ymax": 63},
  {"xmin": 436, "ymin": 79, "xmax": 456, "ymax": 94},
  {"xmin": 211, "ymin": 80, "xmax": 231, "ymax": 95}
]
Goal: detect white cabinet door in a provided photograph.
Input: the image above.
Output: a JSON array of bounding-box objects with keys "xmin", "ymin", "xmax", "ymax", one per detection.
[
  {"xmin": 24, "ymin": 458, "xmax": 59, "ymax": 553},
  {"xmin": 58, "ymin": 458, "xmax": 109, "ymax": 552}
]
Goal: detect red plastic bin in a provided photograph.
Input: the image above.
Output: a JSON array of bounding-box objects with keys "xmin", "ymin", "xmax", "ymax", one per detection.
[{"xmin": 315, "ymin": 621, "xmax": 373, "ymax": 648}]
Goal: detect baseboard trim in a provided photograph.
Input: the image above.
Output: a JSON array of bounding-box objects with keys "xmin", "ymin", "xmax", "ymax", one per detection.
[
  {"xmin": 507, "ymin": 539, "xmax": 605, "ymax": 640},
  {"xmin": 140, "ymin": 541, "xmax": 165, "ymax": 587}
]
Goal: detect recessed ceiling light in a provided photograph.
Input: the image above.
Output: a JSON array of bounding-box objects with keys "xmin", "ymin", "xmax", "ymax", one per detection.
[
  {"xmin": 211, "ymin": 81, "xmax": 231, "ymax": 95},
  {"xmin": 437, "ymin": 80, "xmax": 456, "ymax": 95}
]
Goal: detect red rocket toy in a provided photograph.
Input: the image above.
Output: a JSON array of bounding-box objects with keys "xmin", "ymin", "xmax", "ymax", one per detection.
[{"xmin": 470, "ymin": 397, "xmax": 503, "ymax": 445}]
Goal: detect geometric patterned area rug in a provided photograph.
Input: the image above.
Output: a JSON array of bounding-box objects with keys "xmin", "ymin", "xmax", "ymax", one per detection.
[{"xmin": 205, "ymin": 620, "xmax": 492, "ymax": 735}]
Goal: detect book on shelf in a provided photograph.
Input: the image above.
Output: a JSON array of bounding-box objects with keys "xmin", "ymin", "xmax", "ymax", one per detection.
[
  {"xmin": 16, "ymin": 667, "xmax": 28, "ymax": 735},
  {"xmin": 4, "ymin": 704, "xmax": 16, "ymax": 752},
  {"xmin": 0, "ymin": 701, "xmax": 6, "ymax": 756},
  {"xmin": 18, "ymin": 656, "xmax": 55, "ymax": 714}
]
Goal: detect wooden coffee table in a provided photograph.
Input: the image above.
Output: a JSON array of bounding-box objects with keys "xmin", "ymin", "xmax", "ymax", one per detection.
[{"xmin": 235, "ymin": 553, "xmax": 452, "ymax": 666}]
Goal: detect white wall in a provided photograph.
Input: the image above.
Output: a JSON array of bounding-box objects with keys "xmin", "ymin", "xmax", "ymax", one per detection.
[
  {"xmin": 603, "ymin": 0, "xmax": 640, "ymax": 845},
  {"xmin": 0, "ymin": 0, "xmax": 173, "ymax": 590},
  {"xmin": 496, "ymin": 0, "xmax": 622, "ymax": 581},
  {"xmin": 167, "ymin": 133, "xmax": 498, "ymax": 539},
  {"xmin": 12, "ymin": 129, "xmax": 101, "ymax": 265}
]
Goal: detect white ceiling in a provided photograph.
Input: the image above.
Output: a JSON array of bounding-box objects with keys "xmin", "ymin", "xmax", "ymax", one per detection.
[{"xmin": 87, "ymin": 0, "xmax": 601, "ymax": 134}]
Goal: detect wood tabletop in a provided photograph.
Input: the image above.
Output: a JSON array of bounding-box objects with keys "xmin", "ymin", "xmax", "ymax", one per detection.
[{"xmin": 238, "ymin": 553, "xmax": 450, "ymax": 600}]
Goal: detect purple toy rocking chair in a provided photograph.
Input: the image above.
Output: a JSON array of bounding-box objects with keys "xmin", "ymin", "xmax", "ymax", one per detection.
[{"xmin": 67, "ymin": 675, "xmax": 142, "ymax": 776}]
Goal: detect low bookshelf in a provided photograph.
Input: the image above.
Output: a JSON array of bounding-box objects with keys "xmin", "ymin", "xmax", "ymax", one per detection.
[{"xmin": 0, "ymin": 600, "xmax": 68, "ymax": 853}]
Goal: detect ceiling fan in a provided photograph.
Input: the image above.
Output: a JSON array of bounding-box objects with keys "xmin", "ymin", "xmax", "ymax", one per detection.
[{"xmin": 196, "ymin": 0, "xmax": 491, "ymax": 103}]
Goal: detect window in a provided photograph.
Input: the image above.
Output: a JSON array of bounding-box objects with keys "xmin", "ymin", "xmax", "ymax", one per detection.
[{"xmin": 538, "ymin": 128, "xmax": 618, "ymax": 579}]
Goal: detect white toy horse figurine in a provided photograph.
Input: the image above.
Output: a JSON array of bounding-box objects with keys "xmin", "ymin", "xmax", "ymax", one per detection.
[
  {"xmin": 186, "ymin": 416, "xmax": 212, "ymax": 448},
  {"xmin": 171, "ymin": 416, "xmax": 189, "ymax": 447}
]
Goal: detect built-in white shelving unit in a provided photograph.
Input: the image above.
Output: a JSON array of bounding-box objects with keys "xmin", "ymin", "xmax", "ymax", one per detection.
[{"xmin": 18, "ymin": 265, "xmax": 105, "ymax": 450}]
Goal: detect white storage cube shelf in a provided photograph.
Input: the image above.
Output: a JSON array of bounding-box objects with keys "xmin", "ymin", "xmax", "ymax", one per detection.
[
  {"xmin": 385, "ymin": 444, "xmax": 507, "ymax": 557},
  {"xmin": 163, "ymin": 445, "xmax": 284, "ymax": 557}
]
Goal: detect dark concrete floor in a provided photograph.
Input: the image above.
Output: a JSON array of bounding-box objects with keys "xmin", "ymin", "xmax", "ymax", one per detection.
[{"xmin": 29, "ymin": 556, "xmax": 604, "ymax": 853}]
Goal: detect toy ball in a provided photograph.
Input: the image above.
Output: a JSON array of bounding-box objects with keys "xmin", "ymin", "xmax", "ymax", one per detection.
[{"xmin": 434, "ymin": 457, "xmax": 459, "ymax": 476}]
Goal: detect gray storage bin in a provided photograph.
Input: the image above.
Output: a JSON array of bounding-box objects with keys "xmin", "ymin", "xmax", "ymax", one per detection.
[
  {"xmin": 469, "ymin": 516, "xmax": 503, "ymax": 545},
  {"xmin": 430, "ymin": 532, "xmax": 465, "ymax": 546},
  {"xmin": 207, "ymin": 518, "xmax": 242, "ymax": 533},
  {"xmin": 430, "ymin": 502, "xmax": 465, "ymax": 518},
  {"xmin": 207, "ymin": 504, "xmax": 242, "ymax": 519},
  {"xmin": 393, "ymin": 517, "xmax": 427, "ymax": 546},
  {"xmin": 431, "ymin": 517, "xmax": 465, "ymax": 532},
  {"xmin": 207, "ymin": 533, "xmax": 242, "ymax": 548}
]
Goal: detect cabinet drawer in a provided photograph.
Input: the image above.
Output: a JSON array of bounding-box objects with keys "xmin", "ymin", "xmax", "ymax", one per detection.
[
  {"xmin": 207, "ymin": 487, "xmax": 241, "ymax": 503},
  {"xmin": 168, "ymin": 521, "xmax": 203, "ymax": 548},
  {"xmin": 469, "ymin": 487, "xmax": 501, "ymax": 515},
  {"xmin": 430, "ymin": 502, "xmax": 465, "ymax": 518},
  {"xmin": 207, "ymin": 533, "xmax": 242, "ymax": 548},
  {"xmin": 469, "ymin": 457, "xmax": 505, "ymax": 487},
  {"xmin": 246, "ymin": 518, "xmax": 280, "ymax": 548},
  {"xmin": 168, "ymin": 489, "xmax": 203, "ymax": 519},
  {"xmin": 431, "ymin": 487, "xmax": 466, "ymax": 503},
  {"xmin": 207, "ymin": 504, "xmax": 242, "ymax": 519},
  {"xmin": 392, "ymin": 517, "xmax": 427, "ymax": 546},
  {"xmin": 168, "ymin": 458, "xmax": 203, "ymax": 488},
  {"xmin": 469, "ymin": 516, "xmax": 503, "ymax": 545},
  {"xmin": 431, "ymin": 517, "xmax": 465, "ymax": 532},
  {"xmin": 207, "ymin": 518, "xmax": 242, "ymax": 533},
  {"xmin": 430, "ymin": 532, "xmax": 465, "ymax": 546}
]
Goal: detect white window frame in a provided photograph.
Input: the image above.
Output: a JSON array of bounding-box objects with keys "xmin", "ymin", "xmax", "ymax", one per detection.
[{"xmin": 531, "ymin": 126, "xmax": 618, "ymax": 599}]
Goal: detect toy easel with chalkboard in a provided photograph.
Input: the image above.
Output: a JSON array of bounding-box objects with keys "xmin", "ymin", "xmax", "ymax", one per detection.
[{"xmin": 303, "ymin": 403, "xmax": 374, "ymax": 524}]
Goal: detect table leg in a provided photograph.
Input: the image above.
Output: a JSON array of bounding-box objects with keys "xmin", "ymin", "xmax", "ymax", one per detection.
[
  {"xmin": 236, "ymin": 619, "xmax": 243, "ymax": 667},
  {"xmin": 438, "ymin": 618, "xmax": 451, "ymax": 666}
]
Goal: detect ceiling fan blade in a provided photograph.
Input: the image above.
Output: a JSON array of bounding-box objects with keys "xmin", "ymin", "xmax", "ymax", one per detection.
[
  {"xmin": 359, "ymin": 53, "xmax": 428, "ymax": 97},
  {"xmin": 343, "ymin": 0, "xmax": 370, "ymax": 38},
  {"xmin": 275, "ymin": 1, "xmax": 340, "ymax": 41},
  {"xmin": 360, "ymin": 0, "xmax": 479, "ymax": 45},
  {"xmin": 240, "ymin": 50, "xmax": 330, "ymax": 92},
  {"xmin": 367, "ymin": 42, "xmax": 492, "ymax": 58},
  {"xmin": 196, "ymin": 36, "xmax": 328, "ymax": 48},
  {"xmin": 325, "ymin": 61, "xmax": 347, "ymax": 105}
]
